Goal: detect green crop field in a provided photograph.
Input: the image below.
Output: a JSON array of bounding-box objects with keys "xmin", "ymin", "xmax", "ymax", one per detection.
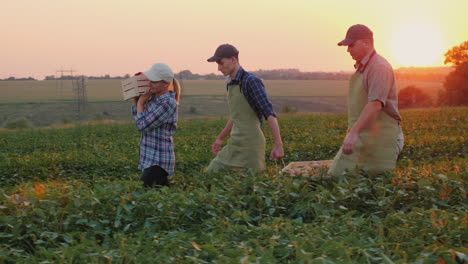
[{"xmin": 0, "ymin": 107, "xmax": 466, "ymax": 263}]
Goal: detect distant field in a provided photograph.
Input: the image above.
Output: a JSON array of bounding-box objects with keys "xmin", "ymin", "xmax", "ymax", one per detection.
[
  {"xmin": 0, "ymin": 79, "xmax": 444, "ymax": 103},
  {"xmin": 0, "ymin": 79, "xmax": 444, "ymax": 127}
]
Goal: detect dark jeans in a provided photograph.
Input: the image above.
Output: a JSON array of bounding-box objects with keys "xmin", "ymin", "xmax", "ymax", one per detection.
[{"xmin": 139, "ymin": 165, "xmax": 170, "ymax": 188}]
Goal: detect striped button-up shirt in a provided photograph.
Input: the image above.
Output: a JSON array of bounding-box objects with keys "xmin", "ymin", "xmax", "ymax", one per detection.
[
  {"xmin": 227, "ymin": 67, "xmax": 276, "ymax": 123},
  {"xmin": 354, "ymin": 49, "xmax": 401, "ymax": 122},
  {"xmin": 131, "ymin": 92, "xmax": 177, "ymax": 176}
]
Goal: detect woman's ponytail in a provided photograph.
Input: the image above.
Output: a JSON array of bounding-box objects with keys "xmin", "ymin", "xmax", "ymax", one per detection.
[{"xmin": 171, "ymin": 78, "xmax": 181, "ymax": 104}]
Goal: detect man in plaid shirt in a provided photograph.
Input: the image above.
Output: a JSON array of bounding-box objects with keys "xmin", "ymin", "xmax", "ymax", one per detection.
[
  {"xmin": 131, "ymin": 63, "xmax": 180, "ymax": 187},
  {"xmin": 206, "ymin": 44, "xmax": 284, "ymax": 173},
  {"xmin": 227, "ymin": 67, "xmax": 277, "ymax": 124}
]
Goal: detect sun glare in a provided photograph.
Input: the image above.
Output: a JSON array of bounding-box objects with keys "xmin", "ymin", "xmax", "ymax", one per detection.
[{"xmin": 391, "ymin": 22, "xmax": 443, "ymax": 67}]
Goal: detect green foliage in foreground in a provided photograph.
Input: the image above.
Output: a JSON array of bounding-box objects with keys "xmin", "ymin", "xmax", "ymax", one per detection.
[{"xmin": 0, "ymin": 107, "xmax": 467, "ymax": 263}]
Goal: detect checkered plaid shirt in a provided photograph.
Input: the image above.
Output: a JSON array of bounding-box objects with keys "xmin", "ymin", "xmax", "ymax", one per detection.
[
  {"xmin": 131, "ymin": 92, "xmax": 177, "ymax": 176},
  {"xmin": 227, "ymin": 67, "xmax": 276, "ymax": 123}
]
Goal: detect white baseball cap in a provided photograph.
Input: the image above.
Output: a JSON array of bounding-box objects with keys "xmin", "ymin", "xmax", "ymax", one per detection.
[{"xmin": 143, "ymin": 63, "xmax": 174, "ymax": 82}]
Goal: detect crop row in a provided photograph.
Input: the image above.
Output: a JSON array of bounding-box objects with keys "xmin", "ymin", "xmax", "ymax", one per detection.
[{"xmin": 0, "ymin": 107, "xmax": 466, "ymax": 263}]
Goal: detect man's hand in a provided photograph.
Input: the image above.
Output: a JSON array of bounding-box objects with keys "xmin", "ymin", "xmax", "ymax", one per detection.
[
  {"xmin": 211, "ymin": 138, "xmax": 223, "ymax": 155},
  {"xmin": 342, "ymin": 132, "xmax": 359, "ymax": 155},
  {"xmin": 269, "ymin": 144, "xmax": 284, "ymax": 160},
  {"xmin": 266, "ymin": 116, "xmax": 284, "ymax": 160},
  {"xmin": 211, "ymin": 121, "xmax": 233, "ymax": 155},
  {"xmin": 341, "ymin": 101, "xmax": 383, "ymax": 155}
]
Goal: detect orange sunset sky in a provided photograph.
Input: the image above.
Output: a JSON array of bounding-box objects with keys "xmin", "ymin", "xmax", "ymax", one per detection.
[{"xmin": 2, "ymin": 0, "xmax": 467, "ymax": 79}]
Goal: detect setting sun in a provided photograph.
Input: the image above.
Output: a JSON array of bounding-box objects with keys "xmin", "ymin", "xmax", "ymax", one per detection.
[{"xmin": 391, "ymin": 22, "xmax": 444, "ymax": 67}]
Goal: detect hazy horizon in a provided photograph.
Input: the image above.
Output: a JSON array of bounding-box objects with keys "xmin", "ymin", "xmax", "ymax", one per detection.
[{"xmin": 2, "ymin": 65, "xmax": 455, "ymax": 80}]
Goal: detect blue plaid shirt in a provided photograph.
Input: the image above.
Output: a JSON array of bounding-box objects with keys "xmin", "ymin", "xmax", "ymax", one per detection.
[
  {"xmin": 227, "ymin": 67, "xmax": 276, "ymax": 123},
  {"xmin": 131, "ymin": 92, "xmax": 177, "ymax": 176}
]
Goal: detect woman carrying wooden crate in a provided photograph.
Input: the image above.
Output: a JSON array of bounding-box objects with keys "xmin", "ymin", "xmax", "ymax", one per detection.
[{"xmin": 131, "ymin": 63, "xmax": 181, "ymax": 187}]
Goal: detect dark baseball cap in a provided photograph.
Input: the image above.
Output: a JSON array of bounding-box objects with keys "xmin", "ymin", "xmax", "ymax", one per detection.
[
  {"xmin": 207, "ymin": 44, "xmax": 239, "ymax": 62},
  {"xmin": 337, "ymin": 24, "xmax": 373, "ymax": 46}
]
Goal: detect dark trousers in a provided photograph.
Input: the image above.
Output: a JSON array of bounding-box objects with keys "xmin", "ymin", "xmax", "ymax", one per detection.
[{"xmin": 139, "ymin": 165, "xmax": 170, "ymax": 188}]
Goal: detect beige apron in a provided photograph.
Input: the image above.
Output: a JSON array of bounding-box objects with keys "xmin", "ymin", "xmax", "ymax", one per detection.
[
  {"xmin": 206, "ymin": 83, "xmax": 266, "ymax": 173},
  {"xmin": 328, "ymin": 66, "xmax": 399, "ymax": 179}
]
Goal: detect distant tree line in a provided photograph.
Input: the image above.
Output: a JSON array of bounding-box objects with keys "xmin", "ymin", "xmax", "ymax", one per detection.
[
  {"xmin": 254, "ymin": 69, "xmax": 351, "ymax": 80},
  {"xmin": 0, "ymin": 76, "xmax": 36, "ymax": 81},
  {"xmin": 175, "ymin": 70, "xmax": 224, "ymax": 80},
  {"xmin": 0, "ymin": 66, "xmax": 455, "ymax": 82},
  {"xmin": 175, "ymin": 68, "xmax": 451, "ymax": 81},
  {"xmin": 0, "ymin": 75, "xmax": 133, "ymax": 81},
  {"xmin": 175, "ymin": 69, "xmax": 353, "ymax": 80},
  {"xmin": 43, "ymin": 74, "xmax": 132, "ymax": 80}
]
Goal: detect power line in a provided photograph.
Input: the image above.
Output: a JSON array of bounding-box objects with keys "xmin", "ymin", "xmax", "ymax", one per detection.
[
  {"xmin": 55, "ymin": 68, "xmax": 75, "ymax": 99},
  {"xmin": 72, "ymin": 76, "xmax": 87, "ymax": 121}
]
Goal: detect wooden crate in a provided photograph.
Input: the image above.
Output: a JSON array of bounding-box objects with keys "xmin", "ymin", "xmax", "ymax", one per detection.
[
  {"xmin": 121, "ymin": 75, "xmax": 150, "ymax": 100},
  {"xmin": 281, "ymin": 160, "xmax": 333, "ymax": 177}
]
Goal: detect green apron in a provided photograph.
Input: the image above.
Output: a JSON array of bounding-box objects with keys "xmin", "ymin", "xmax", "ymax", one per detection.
[
  {"xmin": 328, "ymin": 64, "xmax": 399, "ymax": 178},
  {"xmin": 206, "ymin": 83, "xmax": 266, "ymax": 173}
]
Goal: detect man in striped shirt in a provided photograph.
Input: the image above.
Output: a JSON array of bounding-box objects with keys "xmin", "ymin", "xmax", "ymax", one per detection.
[{"xmin": 328, "ymin": 24, "xmax": 404, "ymax": 178}]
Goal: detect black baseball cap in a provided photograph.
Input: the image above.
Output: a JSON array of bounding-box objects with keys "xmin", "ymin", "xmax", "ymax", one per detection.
[
  {"xmin": 207, "ymin": 44, "xmax": 239, "ymax": 62},
  {"xmin": 337, "ymin": 24, "xmax": 373, "ymax": 46}
]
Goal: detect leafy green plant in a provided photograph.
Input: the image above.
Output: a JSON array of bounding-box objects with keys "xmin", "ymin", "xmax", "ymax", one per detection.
[{"xmin": 0, "ymin": 107, "xmax": 466, "ymax": 263}]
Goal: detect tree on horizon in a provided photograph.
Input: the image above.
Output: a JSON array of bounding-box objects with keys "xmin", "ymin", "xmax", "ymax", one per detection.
[
  {"xmin": 439, "ymin": 41, "xmax": 468, "ymax": 106},
  {"xmin": 444, "ymin": 41, "xmax": 468, "ymax": 66}
]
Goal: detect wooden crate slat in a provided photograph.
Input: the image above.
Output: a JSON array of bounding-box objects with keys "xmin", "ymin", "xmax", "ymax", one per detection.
[{"xmin": 121, "ymin": 75, "xmax": 150, "ymax": 100}]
